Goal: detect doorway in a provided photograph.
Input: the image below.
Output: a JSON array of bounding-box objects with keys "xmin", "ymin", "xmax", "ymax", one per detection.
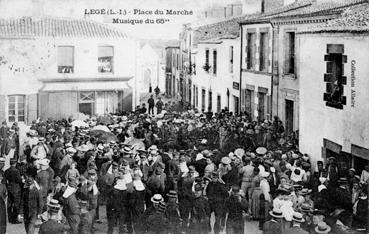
[
  {"xmin": 233, "ymin": 96, "xmax": 239, "ymax": 115},
  {"xmin": 258, "ymin": 92, "xmax": 265, "ymax": 121},
  {"xmin": 285, "ymin": 99, "xmax": 294, "ymax": 135},
  {"xmin": 79, "ymin": 103, "xmax": 94, "ymax": 116}
]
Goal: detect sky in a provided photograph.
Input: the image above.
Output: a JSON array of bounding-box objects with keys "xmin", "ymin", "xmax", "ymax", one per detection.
[{"xmin": 0, "ymin": 0, "xmax": 259, "ymax": 39}]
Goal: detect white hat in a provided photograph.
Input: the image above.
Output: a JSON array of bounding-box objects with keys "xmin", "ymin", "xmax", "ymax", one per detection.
[
  {"xmin": 195, "ymin": 153, "xmax": 204, "ymax": 161},
  {"xmin": 151, "ymin": 194, "xmax": 164, "ymax": 203},
  {"xmin": 261, "ymin": 171, "xmax": 270, "ymax": 178},
  {"xmin": 66, "ymin": 147, "xmax": 76, "ymax": 154},
  {"xmin": 270, "ymin": 167, "xmax": 276, "ymax": 173},
  {"xmin": 38, "ymin": 159, "xmax": 50, "ymax": 166},
  {"xmin": 149, "ymin": 145, "xmax": 158, "ymax": 151}
]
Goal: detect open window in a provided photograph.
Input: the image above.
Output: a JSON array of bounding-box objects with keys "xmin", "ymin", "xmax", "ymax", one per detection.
[
  {"xmin": 98, "ymin": 46, "xmax": 114, "ymax": 73},
  {"xmin": 323, "ymin": 44, "xmax": 347, "ymax": 109},
  {"xmin": 57, "ymin": 46, "xmax": 74, "ymax": 73}
]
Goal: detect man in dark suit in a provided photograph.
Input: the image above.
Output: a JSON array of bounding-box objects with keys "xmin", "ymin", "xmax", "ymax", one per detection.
[
  {"xmin": 23, "ymin": 166, "xmax": 43, "ymax": 234},
  {"xmin": 39, "ymin": 200, "xmax": 67, "ymax": 234},
  {"xmin": 4, "ymin": 159, "xmax": 22, "ymax": 224},
  {"xmin": 262, "ymin": 207, "xmax": 283, "ymax": 234},
  {"xmin": 63, "ymin": 181, "xmax": 81, "ymax": 234},
  {"xmin": 0, "ymin": 121, "xmax": 8, "ymax": 157}
]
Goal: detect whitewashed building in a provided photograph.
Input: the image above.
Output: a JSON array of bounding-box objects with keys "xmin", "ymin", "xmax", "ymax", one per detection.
[
  {"xmin": 191, "ymin": 17, "xmax": 243, "ymax": 114},
  {"xmin": 0, "ymin": 17, "xmax": 138, "ymax": 123},
  {"xmin": 299, "ymin": 1, "xmax": 369, "ymax": 171}
]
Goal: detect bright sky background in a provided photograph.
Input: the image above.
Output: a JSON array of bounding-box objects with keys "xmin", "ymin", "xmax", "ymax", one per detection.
[{"xmin": 0, "ymin": 0, "xmax": 259, "ymax": 40}]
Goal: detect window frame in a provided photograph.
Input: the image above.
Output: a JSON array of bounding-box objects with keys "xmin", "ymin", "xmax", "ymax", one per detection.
[
  {"xmin": 259, "ymin": 32, "xmax": 268, "ymax": 72},
  {"xmin": 98, "ymin": 45, "xmax": 114, "ymax": 73},
  {"xmin": 57, "ymin": 46, "xmax": 74, "ymax": 74},
  {"xmin": 246, "ymin": 32, "xmax": 256, "ymax": 70},
  {"xmin": 213, "ymin": 49, "xmax": 217, "ymax": 75},
  {"xmin": 8, "ymin": 95, "xmax": 25, "ymax": 122},
  {"xmin": 285, "ymin": 31, "xmax": 296, "ymax": 75}
]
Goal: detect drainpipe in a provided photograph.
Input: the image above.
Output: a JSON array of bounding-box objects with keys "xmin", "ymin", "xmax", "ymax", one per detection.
[
  {"xmin": 239, "ymin": 25, "xmax": 244, "ymax": 115},
  {"xmin": 270, "ymin": 22, "xmax": 274, "ymax": 120}
]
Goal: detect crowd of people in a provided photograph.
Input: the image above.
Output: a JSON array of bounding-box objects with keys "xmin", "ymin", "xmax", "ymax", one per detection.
[{"xmin": 0, "ymin": 106, "xmax": 368, "ymax": 234}]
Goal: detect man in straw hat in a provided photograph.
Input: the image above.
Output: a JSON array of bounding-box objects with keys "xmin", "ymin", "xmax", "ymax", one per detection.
[
  {"xmin": 38, "ymin": 199, "xmax": 66, "ymax": 234},
  {"xmin": 314, "ymin": 221, "xmax": 331, "ymax": 234},
  {"xmin": 63, "ymin": 179, "xmax": 81, "ymax": 234},
  {"xmin": 285, "ymin": 212, "xmax": 308, "ymax": 234},
  {"xmin": 23, "ymin": 166, "xmax": 42, "ymax": 234},
  {"xmin": 262, "ymin": 207, "xmax": 283, "ymax": 234}
]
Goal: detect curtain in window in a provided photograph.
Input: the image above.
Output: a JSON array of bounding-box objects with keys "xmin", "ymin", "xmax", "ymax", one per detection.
[{"xmin": 58, "ymin": 46, "xmax": 74, "ymax": 66}]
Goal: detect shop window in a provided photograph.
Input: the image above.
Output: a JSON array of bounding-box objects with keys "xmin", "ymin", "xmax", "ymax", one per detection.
[
  {"xmin": 8, "ymin": 95, "xmax": 25, "ymax": 122},
  {"xmin": 201, "ymin": 89, "xmax": 206, "ymax": 112},
  {"xmin": 245, "ymin": 89, "xmax": 252, "ymax": 117},
  {"xmin": 208, "ymin": 90, "xmax": 213, "ymax": 111},
  {"xmin": 323, "ymin": 44, "xmax": 347, "ymax": 109},
  {"xmin": 98, "ymin": 46, "xmax": 114, "ymax": 73},
  {"xmin": 217, "ymin": 95, "xmax": 221, "ymax": 113},
  {"xmin": 285, "ymin": 32, "xmax": 295, "ymax": 75},
  {"xmin": 57, "ymin": 46, "xmax": 74, "ymax": 73}
]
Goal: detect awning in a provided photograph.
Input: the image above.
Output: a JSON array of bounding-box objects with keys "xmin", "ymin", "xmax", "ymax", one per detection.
[{"xmin": 40, "ymin": 80, "xmax": 131, "ymax": 92}]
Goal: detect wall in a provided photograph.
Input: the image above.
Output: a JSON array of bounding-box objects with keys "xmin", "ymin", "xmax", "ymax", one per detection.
[
  {"xmin": 0, "ymin": 36, "xmax": 137, "ymax": 123},
  {"xmin": 299, "ymin": 33, "xmax": 369, "ymax": 166},
  {"xmin": 192, "ymin": 37, "xmax": 240, "ymax": 113},
  {"xmin": 241, "ymin": 23, "xmax": 273, "ymax": 120}
]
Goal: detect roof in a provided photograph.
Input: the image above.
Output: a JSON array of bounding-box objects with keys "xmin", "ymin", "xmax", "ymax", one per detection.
[
  {"xmin": 192, "ymin": 14, "xmax": 257, "ymax": 45},
  {"xmin": 240, "ymin": 0, "xmax": 368, "ymax": 24},
  {"xmin": 301, "ymin": 2, "xmax": 369, "ymax": 33},
  {"xmin": 0, "ymin": 17, "xmax": 127, "ymax": 38}
]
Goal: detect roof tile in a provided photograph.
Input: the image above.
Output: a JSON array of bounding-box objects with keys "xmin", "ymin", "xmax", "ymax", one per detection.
[{"xmin": 0, "ymin": 17, "xmax": 126, "ymax": 38}]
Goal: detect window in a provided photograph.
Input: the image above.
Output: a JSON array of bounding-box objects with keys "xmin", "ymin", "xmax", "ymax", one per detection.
[
  {"xmin": 259, "ymin": 32, "xmax": 268, "ymax": 72},
  {"xmin": 213, "ymin": 50, "xmax": 217, "ymax": 75},
  {"xmin": 98, "ymin": 46, "xmax": 114, "ymax": 73},
  {"xmin": 208, "ymin": 90, "xmax": 213, "ymax": 111},
  {"xmin": 205, "ymin": 49, "xmax": 209, "ymax": 66},
  {"xmin": 57, "ymin": 46, "xmax": 74, "ymax": 73},
  {"xmin": 323, "ymin": 44, "xmax": 347, "ymax": 109},
  {"xmin": 217, "ymin": 95, "xmax": 221, "ymax": 113},
  {"xmin": 204, "ymin": 49, "xmax": 210, "ymax": 72},
  {"xmin": 229, "ymin": 46, "xmax": 234, "ymax": 73},
  {"xmin": 285, "ymin": 32, "xmax": 295, "ymax": 74},
  {"xmin": 8, "ymin": 95, "xmax": 25, "ymax": 122},
  {"xmin": 201, "ymin": 89, "xmax": 206, "ymax": 112},
  {"xmin": 246, "ymin": 33, "xmax": 256, "ymax": 70},
  {"xmin": 258, "ymin": 92, "xmax": 265, "ymax": 121},
  {"xmin": 195, "ymin": 86, "xmax": 199, "ymax": 107}
]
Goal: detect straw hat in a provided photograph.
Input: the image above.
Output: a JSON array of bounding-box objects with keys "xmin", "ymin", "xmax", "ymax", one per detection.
[
  {"xmin": 315, "ymin": 222, "xmax": 331, "ymax": 233},
  {"xmin": 221, "ymin": 157, "xmax": 231, "ymax": 165},
  {"xmin": 292, "ymin": 212, "xmax": 305, "ymax": 223},
  {"xmin": 269, "ymin": 208, "xmax": 283, "ymax": 219},
  {"xmin": 151, "ymin": 194, "xmax": 164, "ymax": 204},
  {"xmin": 256, "ymin": 147, "xmax": 267, "ymax": 155}
]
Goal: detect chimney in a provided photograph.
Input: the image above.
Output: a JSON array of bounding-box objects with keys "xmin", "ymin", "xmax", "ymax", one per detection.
[
  {"xmin": 284, "ymin": 0, "xmax": 298, "ymax": 6},
  {"xmin": 232, "ymin": 3, "xmax": 243, "ymax": 16},
  {"xmin": 226, "ymin": 4, "xmax": 233, "ymax": 18},
  {"xmin": 243, "ymin": 0, "xmax": 263, "ymax": 14},
  {"xmin": 263, "ymin": 0, "xmax": 284, "ymax": 13},
  {"xmin": 32, "ymin": 0, "xmax": 44, "ymax": 18}
]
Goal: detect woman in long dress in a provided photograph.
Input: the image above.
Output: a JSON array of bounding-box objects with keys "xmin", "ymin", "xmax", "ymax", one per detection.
[
  {"xmin": 251, "ymin": 179, "xmax": 263, "ymax": 219},
  {"xmin": 0, "ymin": 172, "xmax": 7, "ymax": 234}
]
